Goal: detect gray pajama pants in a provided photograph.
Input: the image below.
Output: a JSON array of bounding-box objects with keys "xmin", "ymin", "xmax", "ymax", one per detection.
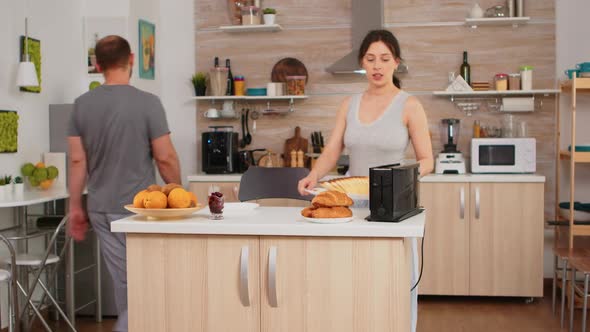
[{"xmin": 88, "ymin": 212, "xmax": 131, "ymax": 332}]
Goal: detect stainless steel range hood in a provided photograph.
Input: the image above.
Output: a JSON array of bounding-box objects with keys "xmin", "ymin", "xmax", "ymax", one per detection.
[{"xmin": 326, "ymin": 0, "xmax": 407, "ymax": 74}]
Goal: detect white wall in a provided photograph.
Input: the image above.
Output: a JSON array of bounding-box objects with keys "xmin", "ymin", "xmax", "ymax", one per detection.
[
  {"xmin": 542, "ymin": 0, "xmax": 590, "ymax": 278},
  {"xmin": 158, "ymin": 0, "xmax": 197, "ymax": 184},
  {"xmin": 0, "ymin": 0, "xmax": 196, "ymax": 326}
]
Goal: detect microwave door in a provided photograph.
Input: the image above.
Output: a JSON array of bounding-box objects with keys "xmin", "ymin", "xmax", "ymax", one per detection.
[{"xmin": 479, "ymin": 145, "xmax": 516, "ymax": 166}]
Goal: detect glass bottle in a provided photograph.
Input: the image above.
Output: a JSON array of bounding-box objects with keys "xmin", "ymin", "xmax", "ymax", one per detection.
[
  {"xmin": 460, "ymin": 51, "xmax": 471, "ymax": 85},
  {"xmin": 225, "ymin": 59, "xmax": 234, "ymax": 96}
]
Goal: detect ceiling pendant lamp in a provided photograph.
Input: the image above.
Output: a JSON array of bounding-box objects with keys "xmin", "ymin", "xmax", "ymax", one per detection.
[{"xmin": 16, "ymin": 17, "xmax": 39, "ymax": 87}]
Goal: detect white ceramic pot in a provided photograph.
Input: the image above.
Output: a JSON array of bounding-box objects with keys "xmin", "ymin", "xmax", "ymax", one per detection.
[
  {"xmin": 0, "ymin": 186, "xmax": 6, "ymax": 200},
  {"xmin": 14, "ymin": 183, "xmax": 24, "ymax": 197},
  {"xmin": 263, "ymin": 14, "xmax": 276, "ymax": 25}
]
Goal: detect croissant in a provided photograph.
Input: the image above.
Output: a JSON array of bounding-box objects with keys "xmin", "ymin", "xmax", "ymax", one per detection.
[
  {"xmin": 301, "ymin": 206, "xmax": 316, "ymax": 218},
  {"xmin": 311, "ymin": 206, "xmax": 353, "ymax": 218},
  {"xmin": 312, "ymin": 190, "xmax": 353, "ymax": 208}
]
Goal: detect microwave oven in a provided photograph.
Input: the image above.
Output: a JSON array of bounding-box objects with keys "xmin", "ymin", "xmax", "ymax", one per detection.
[{"xmin": 471, "ymin": 138, "xmax": 536, "ymax": 173}]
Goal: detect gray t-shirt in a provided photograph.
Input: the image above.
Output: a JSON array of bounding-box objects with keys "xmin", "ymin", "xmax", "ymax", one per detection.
[{"xmin": 68, "ymin": 85, "xmax": 170, "ymax": 214}]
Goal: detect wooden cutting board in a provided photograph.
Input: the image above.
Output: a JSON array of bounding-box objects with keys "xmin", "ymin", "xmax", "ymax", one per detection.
[{"xmin": 283, "ymin": 126, "xmax": 308, "ymax": 167}]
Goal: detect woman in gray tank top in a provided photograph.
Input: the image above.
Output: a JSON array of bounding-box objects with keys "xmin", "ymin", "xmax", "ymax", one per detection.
[{"xmin": 298, "ymin": 30, "xmax": 433, "ymax": 332}]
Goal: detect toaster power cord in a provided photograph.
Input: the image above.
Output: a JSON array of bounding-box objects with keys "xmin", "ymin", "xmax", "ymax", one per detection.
[{"xmin": 410, "ymin": 226, "xmax": 425, "ymax": 292}]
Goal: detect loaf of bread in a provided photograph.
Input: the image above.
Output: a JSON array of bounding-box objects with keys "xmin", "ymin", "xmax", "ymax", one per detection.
[
  {"xmin": 319, "ymin": 176, "xmax": 369, "ymax": 195},
  {"xmin": 311, "ymin": 190, "xmax": 353, "ymax": 207}
]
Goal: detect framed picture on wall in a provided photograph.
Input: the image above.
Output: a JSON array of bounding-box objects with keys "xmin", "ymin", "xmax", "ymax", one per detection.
[
  {"xmin": 0, "ymin": 111, "xmax": 18, "ymax": 153},
  {"xmin": 138, "ymin": 19, "xmax": 155, "ymax": 80},
  {"xmin": 83, "ymin": 17, "xmax": 128, "ymax": 75},
  {"xmin": 19, "ymin": 36, "xmax": 41, "ymax": 93}
]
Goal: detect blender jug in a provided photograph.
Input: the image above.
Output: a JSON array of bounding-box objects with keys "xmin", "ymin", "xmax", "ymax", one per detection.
[{"xmin": 441, "ymin": 118, "xmax": 461, "ymax": 153}]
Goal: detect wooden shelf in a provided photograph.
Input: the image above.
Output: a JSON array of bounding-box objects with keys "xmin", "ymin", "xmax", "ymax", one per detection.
[
  {"xmin": 192, "ymin": 95, "xmax": 307, "ymax": 101},
  {"xmin": 561, "ymin": 77, "xmax": 590, "ymax": 92},
  {"xmin": 433, "ymin": 89, "xmax": 560, "ymax": 97},
  {"xmin": 465, "ymin": 17, "xmax": 530, "ymax": 28},
  {"xmin": 219, "ymin": 24, "xmax": 282, "ymax": 33},
  {"xmin": 559, "ymin": 150, "xmax": 590, "ymax": 163},
  {"xmin": 573, "ymin": 225, "xmax": 590, "ymax": 236}
]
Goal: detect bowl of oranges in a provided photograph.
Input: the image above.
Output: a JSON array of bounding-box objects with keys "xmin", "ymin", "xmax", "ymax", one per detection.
[{"xmin": 124, "ymin": 183, "xmax": 203, "ymax": 219}]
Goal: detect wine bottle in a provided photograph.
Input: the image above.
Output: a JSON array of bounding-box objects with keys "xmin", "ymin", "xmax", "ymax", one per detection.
[
  {"xmin": 214, "ymin": 56, "xmax": 219, "ymax": 68},
  {"xmin": 460, "ymin": 51, "xmax": 471, "ymax": 86},
  {"xmin": 225, "ymin": 59, "xmax": 234, "ymax": 96}
]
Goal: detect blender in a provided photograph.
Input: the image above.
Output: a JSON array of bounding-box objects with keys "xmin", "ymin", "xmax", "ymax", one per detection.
[{"xmin": 435, "ymin": 118, "xmax": 466, "ymax": 174}]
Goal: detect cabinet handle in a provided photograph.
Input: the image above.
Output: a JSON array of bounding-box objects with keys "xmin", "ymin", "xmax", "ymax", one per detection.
[
  {"xmin": 460, "ymin": 186, "xmax": 465, "ymax": 219},
  {"xmin": 268, "ymin": 246, "xmax": 278, "ymax": 307},
  {"xmin": 475, "ymin": 187, "xmax": 480, "ymax": 219},
  {"xmin": 239, "ymin": 246, "xmax": 250, "ymax": 306}
]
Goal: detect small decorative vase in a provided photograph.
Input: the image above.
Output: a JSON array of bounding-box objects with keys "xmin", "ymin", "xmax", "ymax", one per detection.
[{"xmin": 263, "ymin": 14, "xmax": 276, "ymax": 25}]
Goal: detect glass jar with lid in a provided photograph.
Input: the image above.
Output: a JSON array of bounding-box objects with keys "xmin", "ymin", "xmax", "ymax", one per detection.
[
  {"xmin": 494, "ymin": 73, "xmax": 508, "ymax": 91},
  {"xmin": 286, "ymin": 76, "xmax": 306, "ymax": 95},
  {"xmin": 241, "ymin": 6, "xmax": 261, "ymax": 25},
  {"xmin": 508, "ymin": 73, "xmax": 521, "ymax": 90}
]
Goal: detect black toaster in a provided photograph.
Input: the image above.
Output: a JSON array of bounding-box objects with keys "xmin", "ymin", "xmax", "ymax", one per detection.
[{"xmin": 367, "ymin": 163, "xmax": 422, "ymax": 222}]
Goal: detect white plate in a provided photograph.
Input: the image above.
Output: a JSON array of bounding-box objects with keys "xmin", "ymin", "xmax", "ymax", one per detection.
[
  {"xmin": 348, "ymin": 193, "xmax": 369, "ymax": 201},
  {"xmin": 223, "ymin": 202, "xmax": 259, "ymax": 211},
  {"xmin": 304, "ymin": 188, "xmax": 327, "ymax": 195},
  {"xmin": 303, "ymin": 216, "xmax": 353, "ymax": 224}
]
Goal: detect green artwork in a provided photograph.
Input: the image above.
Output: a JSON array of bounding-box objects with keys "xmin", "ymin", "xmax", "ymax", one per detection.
[
  {"xmin": 19, "ymin": 36, "xmax": 42, "ymax": 93},
  {"xmin": 138, "ymin": 19, "xmax": 155, "ymax": 80},
  {"xmin": 0, "ymin": 111, "xmax": 19, "ymax": 153}
]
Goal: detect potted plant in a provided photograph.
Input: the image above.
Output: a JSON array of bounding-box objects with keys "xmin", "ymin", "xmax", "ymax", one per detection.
[
  {"xmin": 0, "ymin": 176, "xmax": 7, "ymax": 199},
  {"xmin": 191, "ymin": 72, "xmax": 207, "ymax": 96},
  {"xmin": 263, "ymin": 8, "xmax": 277, "ymax": 25},
  {"xmin": 13, "ymin": 176, "xmax": 24, "ymax": 196}
]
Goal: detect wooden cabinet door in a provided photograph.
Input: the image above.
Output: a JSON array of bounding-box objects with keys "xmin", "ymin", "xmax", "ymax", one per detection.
[
  {"xmin": 469, "ymin": 183, "xmax": 544, "ymax": 296},
  {"xmin": 418, "ymin": 182, "xmax": 470, "ymax": 295},
  {"xmin": 127, "ymin": 234, "xmax": 260, "ymax": 332},
  {"xmin": 189, "ymin": 182, "xmax": 240, "ymax": 204},
  {"xmin": 259, "ymin": 236, "xmax": 411, "ymax": 332}
]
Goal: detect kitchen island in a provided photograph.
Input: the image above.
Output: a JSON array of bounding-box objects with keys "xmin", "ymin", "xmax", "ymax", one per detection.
[{"xmin": 111, "ymin": 206, "xmax": 425, "ymax": 332}]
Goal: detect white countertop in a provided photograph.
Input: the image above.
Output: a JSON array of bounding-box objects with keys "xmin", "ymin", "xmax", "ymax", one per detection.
[
  {"xmin": 189, "ymin": 173, "xmax": 546, "ymax": 183},
  {"xmin": 111, "ymin": 206, "xmax": 425, "ymax": 238},
  {"xmin": 0, "ymin": 187, "xmax": 69, "ymax": 208},
  {"xmin": 419, "ymin": 174, "xmax": 545, "ymax": 183},
  {"xmin": 188, "ymin": 173, "xmax": 343, "ymax": 183}
]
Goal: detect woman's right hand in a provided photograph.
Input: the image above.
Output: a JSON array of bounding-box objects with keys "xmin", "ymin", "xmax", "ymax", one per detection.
[{"xmin": 298, "ymin": 173, "xmax": 318, "ymax": 196}]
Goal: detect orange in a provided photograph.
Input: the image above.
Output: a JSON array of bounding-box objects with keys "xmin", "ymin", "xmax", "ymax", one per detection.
[
  {"xmin": 39, "ymin": 179, "xmax": 53, "ymax": 190},
  {"xmin": 147, "ymin": 184, "xmax": 162, "ymax": 192},
  {"xmin": 35, "ymin": 162, "xmax": 45, "ymax": 168},
  {"xmin": 143, "ymin": 191, "xmax": 168, "ymax": 209},
  {"xmin": 188, "ymin": 192, "xmax": 198, "ymax": 207},
  {"xmin": 133, "ymin": 190, "xmax": 149, "ymax": 208},
  {"xmin": 162, "ymin": 183, "xmax": 182, "ymax": 196},
  {"xmin": 167, "ymin": 188, "xmax": 191, "ymax": 209}
]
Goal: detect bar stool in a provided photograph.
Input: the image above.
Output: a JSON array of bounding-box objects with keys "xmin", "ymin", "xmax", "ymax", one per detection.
[
  {"xmin": 5, "ymin": 216, "xmax": 76, "ymax": 332},
  {"xmin": 553, "ymin": 248, "xmax": 590, "ymax": 328},
  {"xmin": 569, "ymin": 257, "xmax": 590, "ymax": 332},
  {"xmin": 0, "ymin": 234, "xmax": 18, "ymax": 332}
]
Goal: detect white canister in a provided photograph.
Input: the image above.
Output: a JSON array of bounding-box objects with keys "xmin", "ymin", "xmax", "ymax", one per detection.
[
  {"xmin": 266, "ymin": 83, "xmax": 285, "ymax": 96},
  {"xmin": 267, "ymin": 82, "xmax": 277, "ymax": 96},
  {"xmin": 520, "ymin": 65, "xmax": 533, "ymax": 90}
]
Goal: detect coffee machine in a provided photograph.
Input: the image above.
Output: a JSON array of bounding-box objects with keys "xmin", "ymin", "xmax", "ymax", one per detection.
[
  {"xmin": 435, "ymin": 118, "xmax": 466, "ymax": 174},
  {"xmin": 202, "ymin": 126, "xmax": 239, "ymax": 174}
]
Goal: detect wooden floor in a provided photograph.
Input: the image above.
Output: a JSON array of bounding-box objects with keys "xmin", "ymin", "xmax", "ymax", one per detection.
[{"xmin": 39, "ymin": 284, "xmax": 581, "ymax": 332}]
